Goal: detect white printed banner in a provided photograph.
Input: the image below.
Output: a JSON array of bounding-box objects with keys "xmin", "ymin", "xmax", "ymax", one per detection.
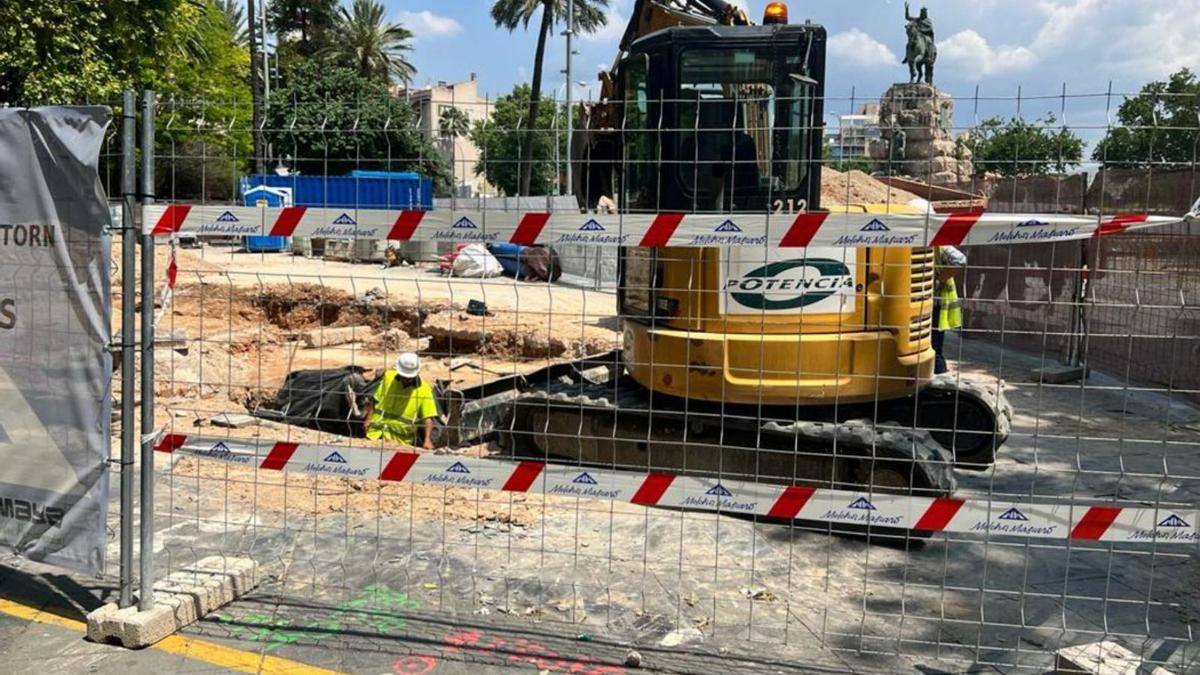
[{"xmin": 0, "ymin": 107, "xmax": 112, "ymax": 574}]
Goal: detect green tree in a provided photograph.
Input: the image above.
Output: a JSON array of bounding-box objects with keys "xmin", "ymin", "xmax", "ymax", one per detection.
[
  {"xmin": 1093, "ymin": 69, "xmax": 1200, "ymax": 169},
  {"xmin": 154, "ymin": 0, "xmax": 254, "ymax": 200},
  {"xmin": 470, "ymin": 84, "xmax": 567, "ymax": 196},
  {"xmin": 321, "ymin": 0, "xmax": 415, "ymax": 86},
  {"xmin": 218, "ymin": 0, "xmax": 249, "ymax": 46},
  {"xmin": 268, "ymin": 0, "xmax": 337, "ymax": 56},
  {"xmin": 0, "ymin": 0, "xmax": 200, "ymax": 103},
  {"xmin": 490, "ymin": 0, "xmax": 608, "ymax": 196},
  {"xmin": 263, "ymin": 61, "xmax": 450, "ymax": 193},
  {"xmin": 964, "ymin": 114, "xmax": 1084, "ymax": 177}
]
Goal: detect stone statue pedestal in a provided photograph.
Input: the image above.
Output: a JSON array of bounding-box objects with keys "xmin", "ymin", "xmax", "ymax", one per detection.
[{"xmin": 870, "ymin": 82, "xmax": 972, "ymax": 186}]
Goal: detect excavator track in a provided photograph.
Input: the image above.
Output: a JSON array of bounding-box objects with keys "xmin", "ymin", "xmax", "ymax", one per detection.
[
  {"xmin": 492, "ymin": 370, "xmax": 956, "ymax": 499},
  {"xmin": 908, "ymin": 374, "xmax": 1013, "ymax": 470}
]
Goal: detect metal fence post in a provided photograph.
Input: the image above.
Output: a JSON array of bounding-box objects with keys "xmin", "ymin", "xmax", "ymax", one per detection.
[
  {"xmin": 118, "ymin": 89, "xmax": 136, "ymax": 609},
  {"xmin": 138, "ymin": 89, "xmax": 157, "ymax": 611}
]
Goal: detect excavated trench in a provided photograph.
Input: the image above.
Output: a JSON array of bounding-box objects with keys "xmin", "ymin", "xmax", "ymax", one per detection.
[{"xmin": 245, "ymin": 285, "xmax": 606, "ymax": 360}]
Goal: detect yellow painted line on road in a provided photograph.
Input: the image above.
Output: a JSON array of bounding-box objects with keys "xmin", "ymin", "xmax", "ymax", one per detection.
[
  {"xmin": 0, "ymin": 597, "xmax": 83, "ymax": 631},
  {"xmin": 0, "ymin": 597, "xmax": 342, "ymax": 675}
]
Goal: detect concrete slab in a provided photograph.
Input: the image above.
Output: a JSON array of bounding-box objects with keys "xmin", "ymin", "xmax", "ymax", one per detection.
[
  {"xmin": 1056, "ymin": 640, "xmax": 1176, "ymax": 674},
  {"xmin": 85, "ymin": 556, "xmax": 257, "ymax": 648},
  {"xmin": 300, "ymin": 324, "xmax": 373, "ymax": 348},
  {"xmin": 208, "ymin": 413, "xmax": 256, "ymax": 428}
]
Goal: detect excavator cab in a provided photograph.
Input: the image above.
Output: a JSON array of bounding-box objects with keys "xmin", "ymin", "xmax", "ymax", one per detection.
[{"xmin": 613, "ymin": 23, "xmax": 825, "ymax": 214}]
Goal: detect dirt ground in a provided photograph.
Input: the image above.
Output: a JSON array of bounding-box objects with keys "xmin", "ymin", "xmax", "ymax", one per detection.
[{"xmin": 112, "ymin": 245, "xmax": 624, "ymax": 529}]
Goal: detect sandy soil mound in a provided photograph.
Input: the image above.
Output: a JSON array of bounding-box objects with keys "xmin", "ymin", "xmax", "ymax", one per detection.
[{"xmin": 821, "ymin": 167, "xmax": 921, "ymax": 206}]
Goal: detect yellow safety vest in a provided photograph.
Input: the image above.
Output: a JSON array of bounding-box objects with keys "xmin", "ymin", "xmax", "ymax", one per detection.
[
  {"xmin": 366, "ymin": 370, "xmax": 437, "ymax": 444},
  {"xmin": 936, "ymin": 277, "xmax": 963, "ymax": 330}
]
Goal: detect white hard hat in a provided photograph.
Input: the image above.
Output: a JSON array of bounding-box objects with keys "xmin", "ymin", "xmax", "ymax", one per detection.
[{"xmin": 396, "ymin": 352, "xmax": 421, "ymax": 378}]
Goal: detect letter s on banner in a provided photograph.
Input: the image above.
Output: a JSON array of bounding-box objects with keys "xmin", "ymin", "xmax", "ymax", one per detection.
[{"xmin": 0, "ymin": 298, "xmax": 15, "ymax": 330}]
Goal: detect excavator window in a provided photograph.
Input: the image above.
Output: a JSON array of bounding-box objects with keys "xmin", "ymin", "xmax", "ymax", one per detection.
[
  {"xmin": 622, "ymin": 57, "xmax": 658, "ymax": 211},
  {"xmin": 675, "ymin": 48, "xmax": 812, "ymax": 211}
]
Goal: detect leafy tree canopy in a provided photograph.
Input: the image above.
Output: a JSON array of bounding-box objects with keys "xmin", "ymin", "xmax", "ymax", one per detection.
[
  {"xmin": 439, "ymin": 106, "xmax": 471, "ymax": 140},
  {"xmin": 264, "ymin": 61, "xmax": 450, "ymax": 194},
  {"xmin": 0, "ymin": 0, "xmax": 198, "ymax": 103},
  {"xmin": 269, "ymin": 0, "xmax": 338, "ymax": 55},
  {"xmin": 155, "ymin": 1, "xmax": 253, "ymax": 200},
  {"xmin": 469, "ymin": 84, "xmax": 568, "ymax": 196},
  {"xmin": 1092, "ymin": 68, "xmax": 1200, "ymax": 169},
  {"xmin": 964, "ymin": 114, "xmax": 1084, "ymax": 177}
]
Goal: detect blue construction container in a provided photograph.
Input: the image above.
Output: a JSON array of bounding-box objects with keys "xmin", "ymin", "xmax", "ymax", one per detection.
[{"xmin": 240, "ymin": 171, "xmax": 433, "ymax": 210}]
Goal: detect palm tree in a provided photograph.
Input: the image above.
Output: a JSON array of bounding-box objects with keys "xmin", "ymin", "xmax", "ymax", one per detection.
[
  {"xmin": 217, "ymin": 0, "xmax": 249, "ymax": 46},
  {"xmin": 438, "ymin": 107, "xmax": 472, "ymax": 190},
  {"xmin": 322, "ymin": 0, "xmax": 416, "ymax": 85},
  {"xmin": 491, "ymin": 0, "xmax": 608, "ymax": 195},
  {"xmin": 439, "ymin": 106, "xmax": 471, "ymax": 140}
]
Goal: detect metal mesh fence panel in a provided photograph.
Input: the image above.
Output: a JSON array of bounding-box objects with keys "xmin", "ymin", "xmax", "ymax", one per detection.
[{"xmin": 117, "ymin": 86, "xmax": 1200, "ymax": 673}]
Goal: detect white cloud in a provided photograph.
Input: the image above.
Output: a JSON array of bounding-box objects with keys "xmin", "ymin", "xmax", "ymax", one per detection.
[
  {"xmin": 1028, "ymin": 0, "xmax": 1200, "ymax": 80},
  {"xmin": 937, "ymin": 30, "xmax": 1038, "ymax": 76},
  {"xmin": 828, "ymin": 29, "xmax": 898, "ymax": 69},
  {"xmin": 396, "ymin": 10, "xmax": 462, "ymax": 39},
  {"xmin": 923, "ymin": 0, "xmax": 1199, "ymax": 85},
  {"xmin": 581, "ymin": 6, "xmax": 628, "ymax": 45}
]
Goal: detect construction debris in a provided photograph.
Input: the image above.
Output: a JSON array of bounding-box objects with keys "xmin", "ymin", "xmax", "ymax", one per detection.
[{"xmin": 210, "ymin": 413, "xmax": 257, "ymax": 428}]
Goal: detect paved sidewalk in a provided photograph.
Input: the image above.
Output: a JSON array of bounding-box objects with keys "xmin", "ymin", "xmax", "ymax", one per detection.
[{"xmin": 0, "ymin": 556, "xmax": 889, "ymax": 674}]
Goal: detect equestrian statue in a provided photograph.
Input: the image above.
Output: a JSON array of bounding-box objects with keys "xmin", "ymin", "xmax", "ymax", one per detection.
[{"xmin": 903, "ymin": 2, "xmax": 937, "ymax": 85}]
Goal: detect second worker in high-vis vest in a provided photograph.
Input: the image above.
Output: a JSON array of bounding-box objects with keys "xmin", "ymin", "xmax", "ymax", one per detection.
[{"xmin": 933, "ymin": 245, "xmax": 967, "ymax": 374}]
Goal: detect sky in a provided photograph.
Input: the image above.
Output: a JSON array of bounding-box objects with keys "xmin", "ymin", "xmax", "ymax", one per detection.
[{"xmin": 379, "ymin": 0, "xmax": 1198, "ymax": 142}]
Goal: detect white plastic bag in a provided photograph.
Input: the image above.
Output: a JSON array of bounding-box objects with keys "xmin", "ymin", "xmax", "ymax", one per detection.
[{"xmin": 452, "ymin": 244, "xmax": 503, "ymax": 278}]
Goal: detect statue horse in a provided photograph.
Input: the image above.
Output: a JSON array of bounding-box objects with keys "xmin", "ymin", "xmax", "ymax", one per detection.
[{"xmin": 902, "ymin": 23, "xmax": 936, "ymax": 84}]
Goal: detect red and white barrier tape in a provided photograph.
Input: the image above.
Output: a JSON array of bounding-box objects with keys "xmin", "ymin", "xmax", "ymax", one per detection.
[
  {"xmin": 143, "ymin": 204, "xmax": 1184, "ymax": 248},
  {"xmin": 157, "ymin": 433, "xmax": 1199, "ymax": 544},
  {"xmin": 152, "ymin": 242, "xmax": 178, "ymax": 330}
]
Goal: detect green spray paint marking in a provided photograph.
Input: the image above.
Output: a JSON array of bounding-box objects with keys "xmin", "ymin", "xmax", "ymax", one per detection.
[{"xmin": 215, "ymin": 584, "xmax": 422, "ymax": 649}]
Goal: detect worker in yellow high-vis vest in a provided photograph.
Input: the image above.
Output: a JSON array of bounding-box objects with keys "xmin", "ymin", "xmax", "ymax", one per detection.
[
  {"xmin": 363, "ymin": 352, "xmax": 438, "ymax": 449},
  {"xmin": 933, "ymin": 246, "xmax": 967, "ymax": 374}
]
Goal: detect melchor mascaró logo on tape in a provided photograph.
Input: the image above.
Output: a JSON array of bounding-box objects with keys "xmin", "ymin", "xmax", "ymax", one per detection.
[{"xmin": 725, "ymin": 257, "xmax": 855, "ymax": 313}]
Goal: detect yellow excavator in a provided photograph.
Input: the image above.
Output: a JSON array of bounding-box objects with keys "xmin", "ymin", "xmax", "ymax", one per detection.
[{"xmin": 445, "ymin": 0, "xmax": 1010, "ymax": 497}]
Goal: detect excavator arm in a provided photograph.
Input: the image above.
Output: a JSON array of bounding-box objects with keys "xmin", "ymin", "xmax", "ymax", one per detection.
[
  {"xmin": 597, "ymin": 1, "xmax": 751, "ymax": 106},
  {"xmin": 618, "ymin": 0, "xmax": 751, "ymax": 52}
]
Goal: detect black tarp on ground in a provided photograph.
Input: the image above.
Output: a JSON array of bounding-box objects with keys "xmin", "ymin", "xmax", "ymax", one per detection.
[{"xmin": 255, "ymin": 366, "xmax": 379, "ymax": 437}]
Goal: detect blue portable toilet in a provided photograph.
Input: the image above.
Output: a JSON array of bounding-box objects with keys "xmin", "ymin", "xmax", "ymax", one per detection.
[{"xmin": 242, "ymin": 186, "xmax": 291, "ymax": 252}]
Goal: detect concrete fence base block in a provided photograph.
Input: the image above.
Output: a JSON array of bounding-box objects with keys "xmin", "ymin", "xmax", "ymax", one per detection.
[{"xmin": 86, "ymin": 556, "xmax": 258, "ymax": 648}]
